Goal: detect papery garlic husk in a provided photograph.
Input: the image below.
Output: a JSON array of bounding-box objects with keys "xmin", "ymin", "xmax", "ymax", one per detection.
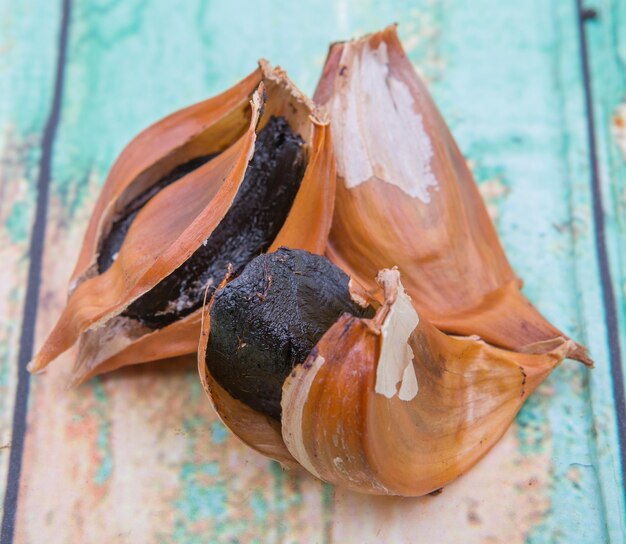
[
  {"xmin": 197, "ymin": 249, "xmax": 374, "ymax": 466},
  {"xmin": 198, "ymin": 271, "xmax": 296, "ymax": 465},
  {"xmin": 314, "ymin": 25, "xmax": 592, "ymax": 365},
  {"xmin": 280, "ymin": 269, "xmax": 575, "ymax": 495},
  {"xmin": 198, "ymin": 263, "xmax": 576, "ymax": 492},
  {"xmin": 29, "ymin": 61, "xmax": 335, "ymax": 385}
]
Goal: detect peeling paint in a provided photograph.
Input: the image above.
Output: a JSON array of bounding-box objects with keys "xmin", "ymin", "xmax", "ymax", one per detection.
[
  {"xmin": 612, "ymin": 101, "xmax": 626, "ymax": 158},
  {"xmin": 477, "ymin": 176, "xmax": 510, "ymax": 221},
  {"xmin": 331, "ymin": 427, "xmax": 552, "ymax": 543},
  {"xmin": 4, "ymin": 0, "xmax": 622, "ymax": 542},
  {"xmin": 210, "ymin": 420, "xmax": 228, "ymax": 445},
  {"xmin": 0, "ymin": 128, "xmax": 42, "ymax": 513}
]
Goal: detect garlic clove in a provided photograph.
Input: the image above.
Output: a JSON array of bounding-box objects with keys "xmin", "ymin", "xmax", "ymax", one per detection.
[
  {"xmin": 31, "ymin": 92, "xmax": 262, "ymax": 376},
  {"xmin": 315, "ymin": 25, "xmax": 591, "ymax": 365},
  {"xmin": 30, "ymin": 62, "xmax": 335, "ymax": 383},
  {"xmin": 198, "ymin": 273, "xmax": 296, "ymax": 465},
  {"xmin": 69, "ymin": 307, "xmax": 204, "ymax": 386},
  {"xmin": 281, "ymin": 268, "xmax": 576, "ymax": 496},
  {"xmin": 69, "ymin": 69, "xmax": 261, "ymax": 295},
  {"xmin": 268, "ymin": 114, "xmax": 336, "ymax": 255},
  {"xmin": 196, "ymin": 249, "xmax": 374, "ymax": 465},
  {"xmin": 197, "ymin": 250, "xmax": 578, "ymax": 493}
]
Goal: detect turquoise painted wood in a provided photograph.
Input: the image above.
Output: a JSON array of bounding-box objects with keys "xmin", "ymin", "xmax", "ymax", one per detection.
[
  {"xmin": 586, "ymin": 1, "xmax": 626, "ymax": 376},
  {"xmin": 0, "ymin": 0, "xmax": 62, "ymax": 510},
  {"xmin": 582, "ymin": 1, "xmax": 626, "ymax": 540},
  {"xmin": 427, "ymin": 2, "xmax": 625, "ymax": 540},
  {"xmin": 0, "ymin": 0, "xmax": 624, "ymax": 542}
]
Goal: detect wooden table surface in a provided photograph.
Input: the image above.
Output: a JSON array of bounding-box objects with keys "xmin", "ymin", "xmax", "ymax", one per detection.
[{"xmin": 1, "ymin": 1, "xmax": 625, "ymax": 542}]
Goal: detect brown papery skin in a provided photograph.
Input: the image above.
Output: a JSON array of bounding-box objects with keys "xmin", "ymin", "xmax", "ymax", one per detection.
[
  {"xmin": 280, "ymin": 271, "xmax": 574, "ymax": 496},
  {"xmin": 197, "ymin": 273, "xmax": 296, "ymax": 466},
  {"xmin": 30, "ymin": 62, "xmax": 336, "ymax": 384},
  {"xmin": 315, "ymin": 25, "xmax": 591, "ymax": 365},
  {"xmin": 196, "ymin": 259, "xmax": 372, "ymax": 468},
  {"xmin": 69, "ymin": 69, "xmax": 262, "ymax": 292}
]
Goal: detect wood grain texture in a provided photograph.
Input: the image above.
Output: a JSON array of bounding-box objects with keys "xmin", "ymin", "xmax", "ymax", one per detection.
[
  {"xmin": 577, "ymin": 1, "xmax": 626, "ymax": 540},
  {"xmin": 583, "ymin": 8, "xmax": 626, "ymax": 542},
  {"xmin": 586, "ymin": 0, "xmax": 626, "ymax": 369},
  {"xmin": 0, "ymin": 0, "xmax": 62, "ymax": 513},
  {"xmin": 0, "ymin": 0, "xmax": 624, "ymax": 542}
]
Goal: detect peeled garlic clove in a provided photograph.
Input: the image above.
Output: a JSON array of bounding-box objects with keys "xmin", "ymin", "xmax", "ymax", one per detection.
[
  {"xmin": 30, "ymin": 62, "xmax": 335, "ymax": 385},
  {"xmin": 198, "ymin": 308, "xmax": 295, "ymax": 465},
  {"xmin": 198, "ymin": 250, "xmax": 576, "ymax": 493},
  {"xmin": 198, "ymin": 248, "xmax": 374, "ymax": 464},
  {"xmin": 315, "ymin": 25, "xmax": 591, "ymax": 365},
  {"xmin": 281, "ymin": 268, "xmax": 576, "ymax": 495}
]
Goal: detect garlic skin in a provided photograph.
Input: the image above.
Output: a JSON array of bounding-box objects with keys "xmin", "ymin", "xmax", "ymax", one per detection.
[
  {"xmin": 315, "ymin": 26, "xmax": 591, "ymax": 365},
  {"xmin": 29, "ymin": 62, "xmax": 336, "ymax": 385},
  {"xmin": 197, "ymin": 262, "xmax": 577, "ymax": 496},
  {"xmin": 280, "ymin": 269, "xmax": 575, "ymax": 496},
  {"xmin": 197, "ymin": 255, "xmax": 377, "ymax": 466},
  {"xmin": 198, "ymin": 272, "xmax": 295, "ymax": 465}
]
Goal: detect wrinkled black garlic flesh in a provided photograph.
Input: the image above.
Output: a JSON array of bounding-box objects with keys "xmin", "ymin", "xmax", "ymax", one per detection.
[
  {"xmin": 98, "ymin": 154, "xmax": 217, "ymax": 273},
  {"xmin": 206, "ymin": 248, "xmax": 375, "ymax": 420},
  {"xmin": 97, "ymin": 115, "xmax": 307, "ymax": 329}
]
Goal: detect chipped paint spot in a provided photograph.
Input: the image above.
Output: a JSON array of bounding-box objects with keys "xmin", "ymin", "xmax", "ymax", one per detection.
[
  {"xmin": 476, "ymin": 173, "xmax": 510, "ymax": 222},
  {"xmin": 0, "ymin": 129, "xmax": 40, "ymax": 241},
  {"xmin": 92, "ymin": 380, "xmax": 113, "ymax": 485},
  {"xmin": 175, "ymin": 465, "xmax": 227, "ymax": 521},
  {"xmin": 612, "ymin": 101, "xmax": 626, "ymax": 158},
  {"xmin": 250, "ymin": 490, "xmax": 269, "ymax": 522},
  {"xmin": 6, "ymin": 201, "xmax": 30, "ymax": 243},
  {"xmin": 210, "ymin": 420, "xmax": 228, "ymax": 445}
]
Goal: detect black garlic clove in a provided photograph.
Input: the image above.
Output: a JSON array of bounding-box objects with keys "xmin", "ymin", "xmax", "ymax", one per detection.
[{"xmin": 206, "ymin": 247, "xmax": 374, "ymax": 420}]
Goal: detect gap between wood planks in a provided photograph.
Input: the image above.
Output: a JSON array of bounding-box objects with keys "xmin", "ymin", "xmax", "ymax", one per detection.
[
  {"xmin": 1, "ymin": 1, "xmax": 625, "ymax": 542},
  {"xmin": 0, "ymin": 0, "xmax": 72, "ymax": 542},
  {"xmin": 576, "ymin": 0, "xmax": 626, "ymax": 509}
]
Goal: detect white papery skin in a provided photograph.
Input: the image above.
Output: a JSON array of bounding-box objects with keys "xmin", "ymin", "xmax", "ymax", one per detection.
[
  {"xmin": 328, "ymin": 41, "xmax": 439, "ymax": 202},
  {"xmin": 280, "ymin": 268, "xmax": 572, "ymax": 496},
  {"xmin": 374, "ymin": 278, "xmax": 419, "ymax": 401}
]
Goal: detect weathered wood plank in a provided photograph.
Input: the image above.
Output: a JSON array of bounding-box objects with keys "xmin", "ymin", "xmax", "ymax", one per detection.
[
  {"xmin": 331, "ymin": 1, "xmax": 620, "ymax": 542},
  {"xmin": 15, "ymin": 1, "xmax": 334, "ymax": 542},
  {"xmin": 5, "ymin": 0, "xmax": 623, "ymax": 542},
  {"xmin": 0, "ymin": 0, "xmax": 62, "ymax": 518},
  {"xmin": 582, "ymin": 4, "xmax": 626, "ymax": 539},
  {"xmin": 586, "ymin": 0, "xmax": 626, "ymax": 373}
]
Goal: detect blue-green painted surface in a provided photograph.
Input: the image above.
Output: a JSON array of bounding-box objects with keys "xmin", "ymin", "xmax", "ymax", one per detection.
[
  {"xmin": 0, "ymin": 0, "xmax": 62, "ymax": 515},
  {"xmin": 423, "ymin": 2, "xmax": 624, "ymax": 540},
  {"xmin": 0, "ymin": 0, "xmax": 624, "ymax": 542}
]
